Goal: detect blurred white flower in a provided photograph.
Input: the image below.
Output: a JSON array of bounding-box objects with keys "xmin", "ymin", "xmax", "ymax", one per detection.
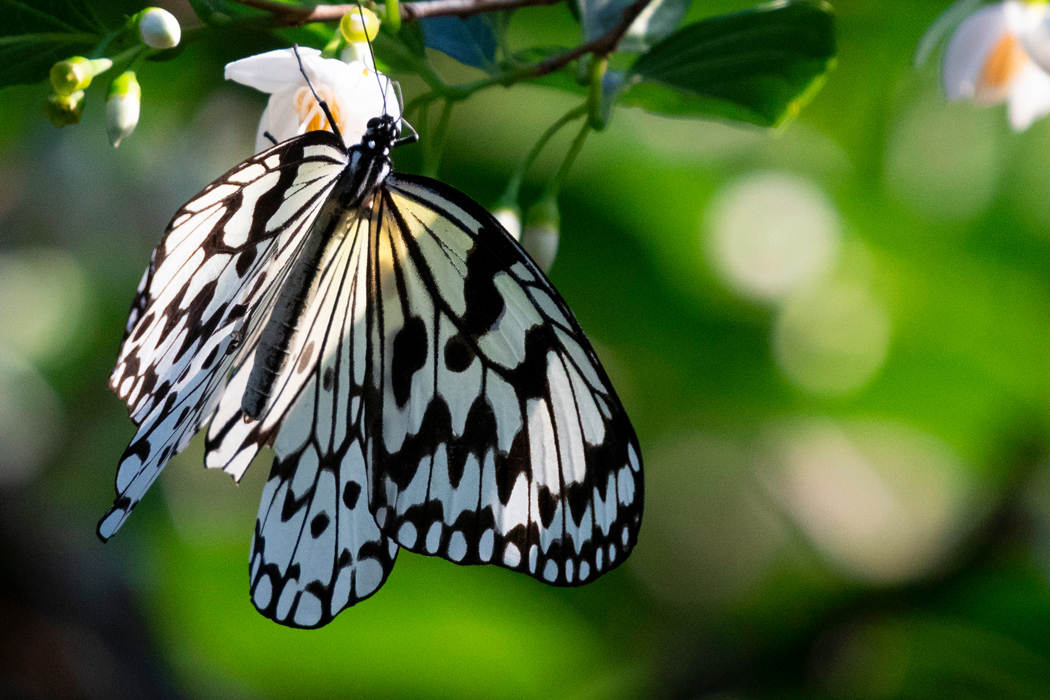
[
  {"xmin": 491, "ymin": 204, "xmax": 523, "ymax": 241},
  {"xmin": 942, "ymin": 0, "xmax": 1050, "ymax": 130},
  {"xmin": 522, "ymin": 198, "xmax": 560, "ymax": 272},
  {"xmin": 106, "ymin": 71, "xmax": 141, "ymax": 147},
  {"xmin": 225, "ymin": 47, "xmax": 400, "ymax": 153}
]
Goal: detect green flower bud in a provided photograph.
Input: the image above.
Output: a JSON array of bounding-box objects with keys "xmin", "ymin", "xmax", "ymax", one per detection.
[
  {"xmin": 137, "ymin": 7, "xmax": 182, "ymax": 49},
  {"xmin": 522, "ymin": 197, "xmax": 560, "ymax": 272},
  {"xmin": 44, "ymin": 91, "xmax": 85, "ymax": 128},
  {"xmin": 50, "ymin": 57, "xmax": 112, "ymax": 96},
  {"xmin": 340, "ymin": 8, "xmax": 380, "ymax": 44},
  {"xmin": 107, "ymin": 72, "xmax": 141, "ymax": 147},
  {"xmin": 491, "ymin": 204, "xmax": 523, "ymax": 241}
]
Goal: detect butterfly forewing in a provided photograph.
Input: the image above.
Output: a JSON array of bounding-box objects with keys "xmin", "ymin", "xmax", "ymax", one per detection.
[
  {"xmin": 100, "ymin": 132, "xmax": 348, "ymax": 540},
  {"xmin": 365, "ymin": 174, "xmax": 643, "ymax": 585}
]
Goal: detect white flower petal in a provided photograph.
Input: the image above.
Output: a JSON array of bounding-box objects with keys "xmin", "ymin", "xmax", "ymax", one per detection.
[
  {"xmin": 254, "ymin": 102, "xmax": 273, "ymax": 153},
  {"xmin": 1020, "ymin": 4, "xmax": 1050, "ymax": 72},
  {"xmin": 226, "ymin": 47, "xmax": 404, "ymax": 152},
  {"xmin": 307, "ymin": 57, "xmax": 362, "ymax": 95},
  {"xmin": 263, "ymin": 89, "xmax": 306, "ymax": 144},
  {"xmin": 1003, "ymin": 0, "xmax": 1044, "ymax": 34},
  {"xmin": 225, "ymin": 48, "xmax": 322, "ymax": 93},
  {"xmin": 943, "ymin": 3, "xmax": 1011, "ymax": 102},
  {"xmin": 1007, "ymin": 60, "xmax": 1050, "ymax": 130}
]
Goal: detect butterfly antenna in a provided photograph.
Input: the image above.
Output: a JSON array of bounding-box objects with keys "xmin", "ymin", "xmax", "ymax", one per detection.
[
  {"xmin": 355, "ymin": 0, "xmax": 389, "ymax": 118},
  {"xmin": 393, "ymin": 81, "xmax": 418, "ymax": 145},
  {"xmin": 292, "ymin": 44, "xmax": 343, "ymax": 143}
]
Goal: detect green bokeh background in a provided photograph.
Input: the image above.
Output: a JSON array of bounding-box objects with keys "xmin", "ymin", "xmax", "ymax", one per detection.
[{"xmin": 4, "ymin": 0, "xmax": 1050, "ymax": 698}]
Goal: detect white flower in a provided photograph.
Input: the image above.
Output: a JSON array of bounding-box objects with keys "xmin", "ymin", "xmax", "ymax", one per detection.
[
  {"xmin": 942, "ymin": 0, "xmax": 1050, "ymax": 130},
  {"xmin": 225, "ymin": 47, "xmax": 400, "ymax": 153}
]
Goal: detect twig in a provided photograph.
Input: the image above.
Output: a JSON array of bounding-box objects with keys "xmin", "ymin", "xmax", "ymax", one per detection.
[
  {"xmin": 400, "ymin": 0, "xmax": 562, "ymax": 21},
  {"xmin": 230, "ymin": 0, "xmax": 563, "ymax": 25},
  {"xmin": 528, "ymin": 0, "xmax": 651, "ymax": 77},
  {"xmin": 229, "ymin": 0, "xmax": 653, "ymax": 87}
]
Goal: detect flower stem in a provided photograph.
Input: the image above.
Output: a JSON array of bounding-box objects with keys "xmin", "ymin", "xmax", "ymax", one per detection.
[
  {"xmin": 543, "ymin": 118, "xmax": 591, "ymax": 200},
  {"xmin": 423, "ymin": 99, "xmax": 455, "ymax": 177},
  {"xmin": 498, "ymin": 103, "xmax": 587, "ymax": 207}
]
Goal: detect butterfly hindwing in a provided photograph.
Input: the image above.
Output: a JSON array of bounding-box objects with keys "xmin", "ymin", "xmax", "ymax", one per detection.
[
  {"xmin": 365, "ymin": 174, "xmax": 643, "ymax": 586},
  {"xmin": 100, "ymin": 132, "xmax": 348, "ymax": 540},
  {"xmin": 207, "ymin": 183, "xmax": 398, "ymax": 628}
]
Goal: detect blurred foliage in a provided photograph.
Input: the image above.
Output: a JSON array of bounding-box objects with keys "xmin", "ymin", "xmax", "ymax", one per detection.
[{"xmin": 4, "ymin": 0, "xmax": 1050, "ymax": 699}]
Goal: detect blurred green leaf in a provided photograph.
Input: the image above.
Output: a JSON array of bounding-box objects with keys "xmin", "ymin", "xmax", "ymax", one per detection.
[
  {"xmin": 373, "ymin": 22, "xmax": 428, "ymax": 74},
  {"xmin": 398, "ymin": 20, "xmax": 427, "ymax": 58},
  {"xmin": 0, "ymin": 0, "xmax": 114, "ymax": 88},
  {"xmin": 422, "ymin": 16, "xmax": 498, "ymax": 71},
  {"xmin": 187, "ymin": 0, "xmax": 231, "ymax": 25},
  {"xmin": 576, "ymin": 0, "xmax": 635, "ymax": 41},
  {"xmin": 619, "ymin": 0, "xmax": 691, "ymax": 53},
  {"xmin": 624, "ymin": 0, "xmax": 836, "ymax": 127}
]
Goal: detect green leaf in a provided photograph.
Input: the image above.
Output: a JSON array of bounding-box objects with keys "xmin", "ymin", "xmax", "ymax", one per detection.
[
  {"xmin": 624, "ymin": 0, "xmax": 836, "ymax": 127},
  {"xmin": 619, "ymin": 0, "xmax": 691, "ymax": 53},
  {"xmin": 372, "ymin": 23, "xmax": 427, "ymax": 74},
  {"xmin": 0, "ymin": 0, "xmax": 116, "ymax": 88},
  {"xmin": 421, "ymin": 16, "xmax": 497, "ymax": 72}
]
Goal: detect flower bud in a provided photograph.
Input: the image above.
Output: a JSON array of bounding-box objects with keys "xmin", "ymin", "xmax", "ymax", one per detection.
[
  {"xmin": 340, "ymin": 8, "xmax": 380, "ymax": 44},
  {"xmin": 522, "ymin": 198, "xmax": 560, "ymax": 273},
  {"xmin": 50, "ymin": 57, "xmax": 112, "ymax": 96},
  {"xmin": 491, "ymin": 204, "xmax": 522, "ymax": 241},
  {"xmin": 107, "ymin": 72, "xmax": 141, "ymax": 147},
  {"xmin": 44, "ymin": 91, "xmax": 85, "ymax": 128},
  {"xmin": 138, "ymin": 7, "xmax": 182, "ymax": 49}
]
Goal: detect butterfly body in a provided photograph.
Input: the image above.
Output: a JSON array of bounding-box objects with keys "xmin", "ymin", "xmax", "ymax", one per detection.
[
  {"xmin": 243, "ymin": 121, "xmax": 395, "ymax": 419},
  {"xmin": 103, "ymin": 114, "xmax": 643, "ymax": 628}
]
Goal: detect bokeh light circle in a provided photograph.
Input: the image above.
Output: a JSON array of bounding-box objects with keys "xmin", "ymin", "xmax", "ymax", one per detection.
[{"xmin": 707, "ymin": 171, "xmax": 841, "ymax": 302}]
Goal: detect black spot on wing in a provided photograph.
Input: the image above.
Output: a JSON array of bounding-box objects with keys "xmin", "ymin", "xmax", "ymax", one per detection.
[
  {"xmin": 391, "ymin": 315, "xmax": 427, "ymax": 407},
  {"xmin": 443, "ymin": 334, "xmax": 474, "ymax": 372},
  {"xmin": 310, "ymin": 512, "xmax": 330, "ymax": 538},
  {"xmin": 461, "ymin": 247, "xmax": 505, "ymax": 335},
  {"xmin": 342, "ymin": 481, "xmax": 361, "ymax": 509}
]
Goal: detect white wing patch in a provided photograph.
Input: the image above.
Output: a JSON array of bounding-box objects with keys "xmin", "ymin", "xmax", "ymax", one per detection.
[{"xmin": 366, "ymin": 175, "xmax": 643, "ymax": 587}]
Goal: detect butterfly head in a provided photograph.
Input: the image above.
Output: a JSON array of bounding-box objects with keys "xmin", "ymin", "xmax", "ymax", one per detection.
[{"xmin": 360, "ymin": 114, "xmax": 400, "ymax": 156}]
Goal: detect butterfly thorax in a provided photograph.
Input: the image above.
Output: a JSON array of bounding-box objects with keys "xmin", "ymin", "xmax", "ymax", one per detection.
[{"xmin": 241, "ymin": 123, "xmax": 396, "ymax": 421}]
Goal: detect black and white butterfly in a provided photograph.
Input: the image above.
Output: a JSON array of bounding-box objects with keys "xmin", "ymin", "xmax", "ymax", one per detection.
[{"xmin": 100, "ymin": 64, "xmax": 643, "ymax": 628}]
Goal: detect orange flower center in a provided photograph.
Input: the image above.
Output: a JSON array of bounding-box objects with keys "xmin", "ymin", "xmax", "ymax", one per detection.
[
  {"xmin": 294, "ymin": 85, "xmax": 342, "ymax": 134},
  {"xmin": 980, "ymin": 32, "xmax": 1028, "ymax": 89}
]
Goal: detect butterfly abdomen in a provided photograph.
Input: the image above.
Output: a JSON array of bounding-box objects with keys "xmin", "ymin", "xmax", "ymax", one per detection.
[{"xmin": 242, "ymin": 149, "xmax": 389, "ymax": 420}]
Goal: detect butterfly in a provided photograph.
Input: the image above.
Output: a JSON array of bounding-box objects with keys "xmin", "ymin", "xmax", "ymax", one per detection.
[{"xmin": 100, "ymin": 61, "xmax": 643, "ymax": 628}]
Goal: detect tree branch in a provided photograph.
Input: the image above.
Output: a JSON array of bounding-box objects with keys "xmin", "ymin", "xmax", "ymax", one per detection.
[{"xmin": 229, "ymin": 0, "xmax": 563, "ymax": 25}]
